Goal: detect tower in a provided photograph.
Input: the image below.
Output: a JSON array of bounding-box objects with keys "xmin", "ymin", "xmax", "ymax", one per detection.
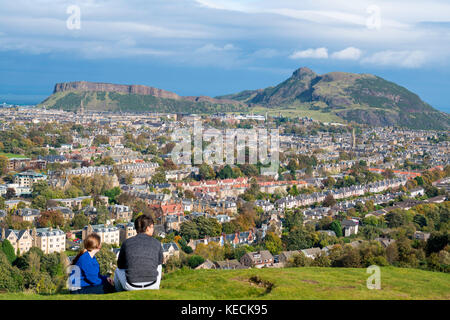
[{"xmin": 351, "ymin": 128, "xmax": 356, "ymax": 150}]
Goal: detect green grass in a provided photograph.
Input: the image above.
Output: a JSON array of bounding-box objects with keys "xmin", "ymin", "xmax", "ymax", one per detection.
[
  {"xmin": 1, "ymin": 267, "xmax": 449, "ymax": 300},
  {"xmin": 250, "ymin": 104, "xmax": 343, "ymax": 122},
  {"xmin": 0, "ymin": 152, "xmax": 28, "ymax": 159}
]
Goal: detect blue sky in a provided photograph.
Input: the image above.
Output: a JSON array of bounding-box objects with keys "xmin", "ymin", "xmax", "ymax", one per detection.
[{"xmin": 0, "ymin": 0, "xmax": 449, "ymax": 113}]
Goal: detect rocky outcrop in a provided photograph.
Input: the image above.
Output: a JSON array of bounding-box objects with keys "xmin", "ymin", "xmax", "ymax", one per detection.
[
  {"xmin": 53, "ymin": 81, "xmax": 181, "ymax": 100},
  {"xmin": 53, "ymin": 81, "xmax": 241, "ymax": 105}
]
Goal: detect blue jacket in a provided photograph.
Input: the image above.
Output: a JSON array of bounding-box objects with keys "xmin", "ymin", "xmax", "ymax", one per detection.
[{"xmin": 75, "ymin": 251, "xmax": 107, "ymax": 287}]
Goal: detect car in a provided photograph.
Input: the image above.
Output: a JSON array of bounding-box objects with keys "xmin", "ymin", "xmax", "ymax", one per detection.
[{"xmin": 70, "ymin": 245, "xmax": 80, "ymax": 251}]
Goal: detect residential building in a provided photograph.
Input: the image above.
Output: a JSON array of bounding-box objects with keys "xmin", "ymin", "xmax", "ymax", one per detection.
[
  {"xmin": 117, "ymin": 222, "xmax": 137, "ymax": 244},
  {"xmin": 13, "ymin": 171, "xmax": 47, "ymax": 187},
  {"xmin": 82, "ymin": 224, "xmax": 120, "ymax": 245},
  {"xmin": 162, "ymin": 242, "xmax": 180, "ymax": 263},
  {"xmin": 240, "ymin": 250, "xmax": 274, "ymax": 268},
  {"xmin": 0, "ymin": 228, "xmax": 33, "ymax": 254},
  {"xmin": 31, "ymin": 227, "xmax": 66, "ymax": 254}
]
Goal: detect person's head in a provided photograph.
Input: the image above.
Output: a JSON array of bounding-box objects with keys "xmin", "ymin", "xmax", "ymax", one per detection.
[
  {"xmin": 72, "ymin": 233, "xmax": 102, "ymax": 265},
  {"xmin": 84, "ymin": 233, "xmax": 102, "ymax": 252},
  {"xmin": 135, "ymin": 214, "xmax": 154, "ymax": 236}
]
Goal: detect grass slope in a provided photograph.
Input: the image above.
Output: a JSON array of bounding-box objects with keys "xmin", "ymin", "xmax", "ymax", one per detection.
[
  {"xmin": 0, "ymin": 152, "xmax": 28, "ymax": 159},
  {"xmin": 1, "ymin": 267, "xmax": 449, "ymax": 300}
]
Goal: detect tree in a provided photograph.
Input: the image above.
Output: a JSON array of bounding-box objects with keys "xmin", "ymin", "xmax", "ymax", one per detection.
[
  {"xmin": 0, "ymin": 155, "xmax": 8, "ymax": 175},
  {"xmin": 287, "ymin": 252, "xmax": 312, "ymax": 267},
  {"xmin": 311, "ymin": 252, "xmax": 331, "ymax": 267},
  {"xmin": 323, "ymin": 176, "xmax": 336, "ymax": 188},
  {"xmin": 238, "ymin": 164, "xmax": 259, "ymax": 177},
  {"xmin": 0, "ymin": 251, "xmax": 24, "ymax": 292},
  {"xmin": 323, "ymin": 194, "xmax": 336, "ymax": 207},
  {"xmin": 180, "ymin": 221, "xmax": 200, "ymax": 242},
  {"xmin": 104, "ymin": 187, "xmax": 121, "ymax": 204},
  {"xmin": 198, "ymin": 164, "xmax": 215, "ymax": 180},
  {"xmin": 264, "ymin": 232, "xmax": 283, "ymax": 255},
  {"xmin": 194, "ymin": 242, "xmax": 225, "ymax": 261},
  {"xmin": 333, "ymin": 245, "xmax": 361, "ymax": 267},
  {"xmin": 218, "ymin": 165, "xmax": 233, "ymax": 179},
  {"xmin": 5, "ymin": 188, "xmax": 16, "ymax": 200},
  {"xmin": 284, "ymin": 209, "xmax": 303, "ymax": 232},
  {"xmin": 1, "ymin": 239, "xmax": 16, "ymax": 263},
  {"xmin": 93, "ymin": 135, "xmax": 109, "ymax": 146},
  {"xmin": 71, "ymin": 213, "xmax": 89, "ymax": 229},
  {"xmin": 426, "ymin": 232, "xmax": 449, "ymax": 255},
  {"xmin": 386, "ymin": 243, "xmax": 399, "ymax": 264},
  {"xmin": 283, "ymin": 228, "xmax": 315, "ymax": 251},
  {"xmin": 96, "ymin": 245, "xmax": 117, "ymax": 275},
  {"xmin": 385, "ymin": 210, "xmax": 410, "ymax": 228},
  {"xmin": 37, "ymin": 210, "xmax": 65, "ymax": 228},
  {"xmin": 329, "ymin": 220, "xmax": 343, "ymax": 237},
  {"xmin": 151, "ymin": 171, "xmax": 167, "ymax": 184},
  {"xmin": 413, "ymin": 214, "xmax": 427, "ymax": 228},
  {"xmin": 0, "ymin": 196, "xmax": 5, "ymax": 210},
  {"xmin": 187, "ymin": 255, "xmax": 205, "ymax": 269}
]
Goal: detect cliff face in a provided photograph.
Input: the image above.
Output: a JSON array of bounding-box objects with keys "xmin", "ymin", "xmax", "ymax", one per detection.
[
  {"xmin": 53, "ymin": 81, "xmax": 239, "ymax": 105},
  {"xmin": 53, "ymin": 81, "xmax": 181, "ymax": 100},
  {"xmin": 43, "ymin": 81, "xmax": 246, "ymax": 114}
]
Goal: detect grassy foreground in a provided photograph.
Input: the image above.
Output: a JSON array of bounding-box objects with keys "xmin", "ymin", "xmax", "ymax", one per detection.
[{"xmin": 1, "ymin": 267, "xmax": 449, "ymax": 300}]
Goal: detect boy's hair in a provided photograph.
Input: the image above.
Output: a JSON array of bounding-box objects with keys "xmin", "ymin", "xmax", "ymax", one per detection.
[{"xmin": 135, "ymin": 214, "xmax": 154, "ymax": 233}]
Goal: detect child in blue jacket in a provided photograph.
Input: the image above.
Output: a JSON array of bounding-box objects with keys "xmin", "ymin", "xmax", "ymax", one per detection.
[{"xmin": 70, "ymin": 233, "xmax": 114, "ymax": 294}]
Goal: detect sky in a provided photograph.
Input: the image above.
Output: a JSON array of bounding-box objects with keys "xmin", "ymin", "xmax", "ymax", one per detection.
[{"xmin": 0, "ymin": 0, "xmax": 449, "ymax": 113}]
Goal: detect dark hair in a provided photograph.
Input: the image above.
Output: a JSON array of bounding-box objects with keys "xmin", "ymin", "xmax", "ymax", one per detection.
[
  {"xmin": 135, "ymin": 214, "xmax": 154, "ymax": 233},
  {"xmin": 72, "ymin": 233, "xmax": 101, "ymax": 265}
]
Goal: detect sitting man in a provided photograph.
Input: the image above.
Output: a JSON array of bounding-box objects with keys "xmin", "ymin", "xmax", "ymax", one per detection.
[{"xmin": 114, "ymin": 214, "xmax": 163, "ymax": 291}]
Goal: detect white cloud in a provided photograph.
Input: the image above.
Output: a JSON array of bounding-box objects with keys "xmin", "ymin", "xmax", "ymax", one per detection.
[
  {"xmin": 331, "ymin": 47, "xmax": 362, "ymax": 60},
  {"xmin": 290, "ymin": 47, "xmax": 328, "ymax": 59},
  {"xmin": 196, "ymin": 43, "xmax": 237, "ymax": 53},
  {"xmin": 252, "ymin": 48, "xmax": 280, "ymax": 58},
  {"xmin": 0, "ymin": 0, "xmax": 448, "ymax": 69},
  {"xmin": 361, "ymin": 50, "xmax": 427, "ymax": 68}
]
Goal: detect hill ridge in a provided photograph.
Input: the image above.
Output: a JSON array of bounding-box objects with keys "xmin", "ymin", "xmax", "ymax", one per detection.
[{"xmin": 40, "ymin": 68, "xmax": 450, "ymax": 129}]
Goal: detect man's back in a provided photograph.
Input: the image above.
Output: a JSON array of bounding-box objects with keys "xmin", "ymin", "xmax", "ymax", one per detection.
[{"xmin": 117, "ymin": 233, "xmax": 163, "ymax": 284}]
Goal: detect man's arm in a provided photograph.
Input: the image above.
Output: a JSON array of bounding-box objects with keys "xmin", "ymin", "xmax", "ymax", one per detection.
[{"xmin": 117, "ymin": 242, "xmax": 127, "ymax": 269}]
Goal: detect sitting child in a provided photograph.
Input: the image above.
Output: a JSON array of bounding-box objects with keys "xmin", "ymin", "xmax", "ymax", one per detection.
[{"xmin": 69, "ymin": 233, "xmax": 114, "ymax": 294}]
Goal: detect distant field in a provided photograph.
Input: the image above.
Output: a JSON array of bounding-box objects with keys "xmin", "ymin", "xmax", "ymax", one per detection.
[
  {"xmin": 1, "ymin": 267, "xmax": 449, "ymax": 300},
  {"xmin": 250, "ymin": 105, "xmax": 344, "ymax": 122},
  {"xmin": 0, "ymin": 152, "xmax": 28, "ymax": 159}
]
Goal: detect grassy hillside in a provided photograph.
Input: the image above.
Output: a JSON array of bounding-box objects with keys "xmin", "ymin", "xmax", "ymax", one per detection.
[
  {"xmin": 1, "ymin": 267, "xmax": 449, "ymax": 300},
  {"xmin": 40, "ymin": 91, "xmax": 247, "ymax": 114},
  {"xmin": 219, "ymin": 68, "xmax": 450, "ymax": 130}
]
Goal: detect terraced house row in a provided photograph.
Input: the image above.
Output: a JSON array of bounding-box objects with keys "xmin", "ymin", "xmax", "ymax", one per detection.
[{"xmin": 0, "ymin": 227, "xmax": 66, "ymax": 254}]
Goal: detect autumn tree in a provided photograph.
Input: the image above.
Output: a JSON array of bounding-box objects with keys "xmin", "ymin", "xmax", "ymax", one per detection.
[{"xmin": 37, "ymin": 210, "xmax": 65, "ymax": 228}]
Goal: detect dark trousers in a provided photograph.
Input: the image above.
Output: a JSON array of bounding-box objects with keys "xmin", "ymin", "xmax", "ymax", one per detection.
[{"xmin": 70, "ymin": 281, "xmax": 115, "ymax": 295}]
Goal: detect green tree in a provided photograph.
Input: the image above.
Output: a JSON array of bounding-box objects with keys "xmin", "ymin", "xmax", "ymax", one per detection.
[
  {"xmin": 198, "ymin": 164, "xmax": 215, "ymax": 180},
  {"xmin": 287, "ymin": 252, "xmax": 312, "ymax": 267},
  {"xmin": 218, "ymin": 165, "xmax": 233, "ymax": 179},
  {"xmin": 0, "ymin": 196, "xmax": 5, "ymax": 210},
  {"xmin": 96, "ymin": 245, "xmax": 117, "ymax": 275},
  {"xmin": 0, "ymin": 155, "xmax": 8, "ymax": 175},
  {"xmin": 187, "ymin": 255, "xmax": 205, "ymax": 269},
  {"xmin": 71, "ymin": 213, "xmax": 89, "ymax": 229},
  {"xmin": 264, "ymin": 232, "xmax": 283, "ymax": 255},
  {"xmin": 0, "ymin": 251, "xmax": 23, "ymax": 292},
  {"xmin": 283, "ymin": 228, "xmax": 315, "ymax": 250},
  {"xmin": 151, "ymin": 171, "xmax": 167, "ymax": 184},
  {"xmin": 1, "ymin": 239, "xmax": 16, "ymax": 263},
  {"xmin": 329, "ymin": 220, "xmax": 343, "ymax": 238}
]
